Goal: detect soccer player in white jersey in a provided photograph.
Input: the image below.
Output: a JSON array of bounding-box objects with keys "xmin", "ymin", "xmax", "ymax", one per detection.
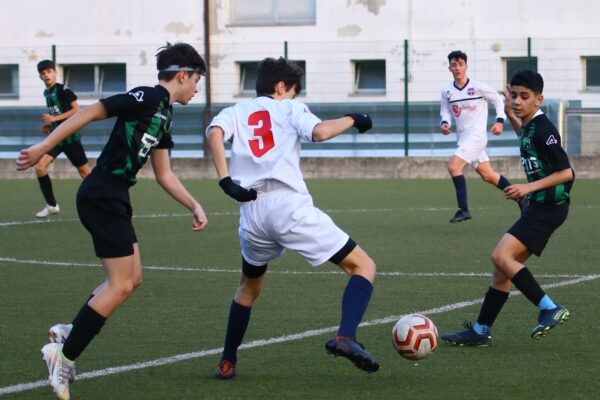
[
  {"xmin": 440, "ymin": 50, "xmax": 523, "ymax": 223},
  {"xmin": 206, "ymin": 57, "xmax": 379, "ymax": 378}
]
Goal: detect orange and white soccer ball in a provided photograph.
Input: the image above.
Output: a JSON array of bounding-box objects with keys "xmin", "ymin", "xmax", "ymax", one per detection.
[{"xmin": 392, "ymin": 313, "xmax": 438, "ymax": 360}]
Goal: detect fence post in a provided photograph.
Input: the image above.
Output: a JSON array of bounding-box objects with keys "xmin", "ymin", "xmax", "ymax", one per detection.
[
  {"xmin": 403, "ymin": 39, "xmax": 409, "ymax": 156},
  {"xmin": 527, "ymin": 37, "xmax": 533, "ymax": 70},
  {"xmin": 51, "ymin": 44, "xmax": 56, "ymax": 63},
  {"xmin": 284, "ymin": 41, "xmax": 288, "ymax": 59}
]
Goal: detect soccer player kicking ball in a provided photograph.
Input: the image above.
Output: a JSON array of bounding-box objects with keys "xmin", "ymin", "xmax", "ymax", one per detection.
[
  {"xmin": 442, "ymin": 70, "xmax": 573, "ymax": 346},
  {"xmin": 17, "ymin": 43, "xmax": 208, "ymax": 400},
  {"xmin": 206, "ymin": 57, "xmax": 379, "ymax": 378}
]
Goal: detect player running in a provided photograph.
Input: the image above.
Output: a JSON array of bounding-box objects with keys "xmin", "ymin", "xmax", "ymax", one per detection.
[
  {"xmin": 17, "ymin": 43, "xmax": 208, "ymax": 400},
  {"xmin": 206, "ymin": 57, "xmax": 379, "ymax": 378},
  {"xmin": 440, "ymin": 50, "xmax": 525, "ymax": 223}
]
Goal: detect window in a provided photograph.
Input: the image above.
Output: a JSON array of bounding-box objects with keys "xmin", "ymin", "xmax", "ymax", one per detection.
[
  {"xmin": 504, "ymin": 57, "xmax": 538, "ymax": 84},
  {"xmin": 238, "ymin": 60, "xmax": 307, "ymax": 97},
  {"xmin": 64, "ymin": 64, "xmax": 126, "ymax": 98},
  {"xmin": 353, "ymin": 60, "xmax": 386, "ymax": 94},
  {"xmin": 0, "ymin": 64, "xmax": 19, "ymax": 98},
  {"xmin": 583, "ymin": 57, "xmax": 600, "ymax": 90},
  {"xmin": 230, "ymin": 0, "xmax": 316, "ymax": 26},
  {"xmin": 239, "ymin": 61, "xmax": 260, "ymax": 95}
]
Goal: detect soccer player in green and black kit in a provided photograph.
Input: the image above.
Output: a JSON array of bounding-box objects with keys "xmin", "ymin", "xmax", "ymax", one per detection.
[
  {"xmin": 442, "ymin": 69, "xmax": 574, "ymax": 346},
  {"xmin": 35, "ymin": 60, "xmax": 91, "ymax": 218},
  {"xmin": 18, "ymin": 43, "xmax": 208, "ymax": 400}
]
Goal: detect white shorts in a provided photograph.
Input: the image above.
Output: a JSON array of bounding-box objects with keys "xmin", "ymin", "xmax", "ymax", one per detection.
[
  {"xmin": 238, "ymin": 187, "xmax": 349, "ymax": 268},
  {"xmin": 454, "ymin": 140, "xmax": 490, "ymax": 167}
]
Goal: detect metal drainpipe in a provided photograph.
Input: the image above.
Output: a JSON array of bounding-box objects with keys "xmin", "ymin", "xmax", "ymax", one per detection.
[{"xmin": 202, "ymin": 0, "xmax": 213, "ymax": 158}]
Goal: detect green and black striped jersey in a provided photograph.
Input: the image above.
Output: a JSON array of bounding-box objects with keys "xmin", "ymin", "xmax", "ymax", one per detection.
[
  {"xmin": 519, "ymin": 110, "xmax": 573, "ymax": 205},
  {"xmin": 97, "ymin": 85, "xmax": 174, "ymax": 186},
  {"xmin": 43, "ymin": 83, "xmax": 81, "ymax": 145}
]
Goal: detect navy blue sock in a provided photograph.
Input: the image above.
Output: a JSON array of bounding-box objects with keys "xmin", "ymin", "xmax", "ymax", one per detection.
[
  {"xmin": 497, "ymin": 175, "xmax": 511, "ymax": 191},
  {"xmin": 37, "ymin": 174, "xmax": 56, "ymax": 206},
  {"xmin": 452, "ymin": 175, "xmax": 468, "ymax": 211},
  {"xmin": 62, "ymin": 304, "xmax": 106, "ymax": 361},
  {"xmin": 337, "ymin": 275, "xmax": 373, "ymax": 339},
  {"xmin": 222, "ymin": 301, "xmax": 252, "ymax": 363}
]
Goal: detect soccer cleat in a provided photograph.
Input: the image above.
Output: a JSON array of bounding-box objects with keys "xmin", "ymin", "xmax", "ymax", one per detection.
[
  {"xmin": 215, "ymin": 359, "xmax": 236, "ymax": 380},
  {"xmin": 531, "ymin": 305, "xmax": 570, "ymax": 339},
  {"xmin": 325, "ymin": 336, "xmax": 380, "ymax": 373},
  {"xmin": 48, "ymin": 324, "xmax": 73, "ymax": 344},
  {"xmin": 449, "ymin": 209, "xmax": 471, "ymax": 223},
  {"xmin": 36, "ymin": 204, "xmax": 60, "ymax": 218},
  {"xmin": 441, "ymin": 321, "xmax": 492, "ymax": 346},
  {"xmin": 41, "ymin": 343, "xmax": 75, "ymax": 400}
]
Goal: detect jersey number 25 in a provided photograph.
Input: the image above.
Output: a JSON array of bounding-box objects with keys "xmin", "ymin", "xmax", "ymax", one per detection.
[{"xmin": 248, "ymin": 110, "xmax": 275, "ymax": 157}]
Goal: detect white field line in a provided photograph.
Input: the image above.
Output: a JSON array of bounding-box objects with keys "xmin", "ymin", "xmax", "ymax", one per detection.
[
  {"xmin": 0, "ymin": 257, "xmax": 591, "ymax": 279},
  {"xmin": 1, "ymin": 273, "xmax": 598, "ymax": 396}
]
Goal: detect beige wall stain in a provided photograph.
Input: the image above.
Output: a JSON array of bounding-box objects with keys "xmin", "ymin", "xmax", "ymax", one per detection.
[
  {"xmin": 347, "ymin": 0, "xmax": 386, "ymax": 15},
  {"xmin": 338, "ymin": 25, "xmax": 362, "ymax": 36},
  {"xmin": 34, "ymin": 30, "xmax": 54, "ymax": 38},
  {"xmin": 164, "ymin": 22, "xmax": 194, "ymax": 35}
]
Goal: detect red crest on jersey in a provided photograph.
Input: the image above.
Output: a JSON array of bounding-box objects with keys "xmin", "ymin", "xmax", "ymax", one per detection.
[{"xmin": 452, "ymin": 104, "xmax": 461, "ymax": 117}]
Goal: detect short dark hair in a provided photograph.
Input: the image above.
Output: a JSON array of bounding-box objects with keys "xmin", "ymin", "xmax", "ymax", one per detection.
[
  {"xmin": 156, "ymin": 42, "xmax": 206, "ymax": 81},
  {"xmin": 447, "ymin": 50, "xmax": 467, "ymax": 63},
  {"xmin": 255, "ymin": 57, "xmax": 303, "ymax": 96},
  {"xmin": 37, "ymin": 59, "xmax": 55, "ymax": 73},
  {"xmin": 510, "ymin": 69, "xmax": 544, "ymax": 95}
]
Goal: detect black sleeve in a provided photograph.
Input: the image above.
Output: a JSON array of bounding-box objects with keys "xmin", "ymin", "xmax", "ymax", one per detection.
[
  {"xmin": 534, "ymin": 122, "xmax": 571, "ymax": 171},
  {"xmin": 61, "ymin": 86, "xmax": 78, "ymax": 104},
  {"xmin": 100, "ymin": 87, "xmax": 157, "ymax": 119}
]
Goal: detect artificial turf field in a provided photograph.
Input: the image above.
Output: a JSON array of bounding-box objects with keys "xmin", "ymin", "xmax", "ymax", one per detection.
[{"xmin": 1, "ymin": 178, "xmax": 598, "ymax": 400}]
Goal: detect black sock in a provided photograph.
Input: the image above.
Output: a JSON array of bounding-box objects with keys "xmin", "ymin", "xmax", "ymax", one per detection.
[
  {"xmin": 511, "ymin": 267, "xmax": 545, "ymax": 306},
  {"xmin": 477, "ymin": 287, "xmax": 510, "ymax": 327},
  {"xmin": 222, "ymin": 301, "xmax": 252, "ymax": 363},
  {"xmin": 452, "ymin": 175, "xmax": 468, "ymax": 211},
  {"xmin": 496, "ymin": 175, "xmax": 511, "ymax": 191},
  {"xmin": 37, "ymin": 175, "xmax": 56, "ymax": 206},
  {"xmin": 62, "ymin": 304, "xmax": 106, "ymax": 361}
]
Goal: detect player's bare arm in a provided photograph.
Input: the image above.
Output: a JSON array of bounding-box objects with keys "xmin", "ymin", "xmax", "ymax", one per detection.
[
  {"xmin": 17, "ymin": 102, "xmax": 107, "ymax": 170},
  {"xmin": 151, "ymin": 148, "xmax": 207, "ymax": 231},
  {"xmin": 503, "ymin": 168, "xmax": 574, "ymax": 200}
]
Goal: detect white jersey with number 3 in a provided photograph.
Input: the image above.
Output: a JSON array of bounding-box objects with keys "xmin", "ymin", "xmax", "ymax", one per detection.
[{"xmin": 207, "ymin": 96, "xmax": 321, "ymax": 194}]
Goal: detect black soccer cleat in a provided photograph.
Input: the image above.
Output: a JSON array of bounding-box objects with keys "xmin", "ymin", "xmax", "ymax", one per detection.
[
  {"xmin": 441, "ymin": 321, "xmax": 492, "ymax": 346},
  {"xmin": 449, "ymin": 209, "xmax": 471, "ymax": 223},
  {"xmin": 325, "ymin": 336, "xmax": 380, "ymax": 373}
]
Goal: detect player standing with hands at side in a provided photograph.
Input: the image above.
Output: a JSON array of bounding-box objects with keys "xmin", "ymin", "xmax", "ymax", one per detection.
[
  {"xmin": 206, "ymin": 57, "xmax": 379, "ymax": 378},
  {"xmin": 442, "ymin": 70, "xmax": 573, "ymax": 346},
  {"xmin": 440, "ymin": 50, "xmax": 524, "ymax": 223},
  {"xmin": 17, "ymin": 43, "xmax": 208, "ymax": 400}
]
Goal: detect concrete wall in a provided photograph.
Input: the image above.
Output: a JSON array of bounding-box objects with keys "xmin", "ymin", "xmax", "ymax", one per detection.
[{"xmin": 3, "ymin": 156, "xmax": 599, "ymax": 180}]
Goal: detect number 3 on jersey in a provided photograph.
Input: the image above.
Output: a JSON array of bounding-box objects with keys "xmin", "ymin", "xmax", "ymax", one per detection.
[{"xmin": 248, "ymin": 110, "xmax": 275, "ymax": 157}]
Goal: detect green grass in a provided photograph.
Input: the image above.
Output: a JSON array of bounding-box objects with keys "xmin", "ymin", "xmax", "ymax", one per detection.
[{"xmin": 1, "ymin": 178, "xmax": 599, "ymax": 399}]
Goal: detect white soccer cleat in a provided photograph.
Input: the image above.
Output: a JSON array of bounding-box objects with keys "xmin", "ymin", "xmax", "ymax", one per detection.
[
  {"xmin": 41, "ymin": 343, "xmax": 75, "ymax": 400},
  {"xmin": 36, "ymin": 204, "xmax": 60, "ymax": 218},
  {"xmin": 48, "ymin": 323, "xmax": 73, "ymax": 344}
]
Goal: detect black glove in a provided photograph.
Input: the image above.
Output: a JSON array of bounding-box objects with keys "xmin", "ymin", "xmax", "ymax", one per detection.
[
  {"xmin": 345, "ymin": 113, "xmax": 372, "ymax": 133},
  {"xmin": 219, "ymin": 177, "xmax": 257, "ymax": 202}
]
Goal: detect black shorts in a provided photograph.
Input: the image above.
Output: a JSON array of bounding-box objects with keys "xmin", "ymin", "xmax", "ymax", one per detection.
[
  {"xmin": 507, "ymin": 202, "xmax": 569, "ymax": 256},
  {"xmin": 76, "ymin": 171, "xmax": 137, "ymax": 258},
  {"xmin": 48, "ymin": 140, "xmax": 88, "ymax": 168}
]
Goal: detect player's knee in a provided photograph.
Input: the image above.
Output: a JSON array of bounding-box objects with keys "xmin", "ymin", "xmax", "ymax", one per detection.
[
  {"xmin": 491, "ymin": 249, "xmax": 508, "ymax": 270},
  {"xmin": 35, "ymin": 164, "xmax": 47, "ymax": 176},
  {"xmin": 132, "ymin": 275, "xmax": 143, "ymax": 290}
]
